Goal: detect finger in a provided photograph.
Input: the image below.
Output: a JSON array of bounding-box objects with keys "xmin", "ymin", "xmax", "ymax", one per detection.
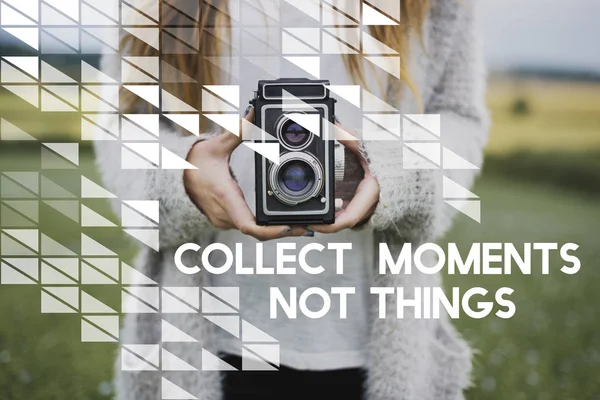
[
  {"xmin": 215, "ymin": 108, "xmax": 255, "ymax": 154},
  {"xmin": 219, "ymin": 183, "xmax": 294, "ymax": 241},
  {"xmin": 309, "ymin": 179, "xmax": 379, "ymax": 234}
]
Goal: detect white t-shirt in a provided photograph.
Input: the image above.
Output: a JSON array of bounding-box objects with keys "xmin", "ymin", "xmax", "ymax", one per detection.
[{"xmin": 211, "ymin": 0, "xmax": 387, "ymax": 370}]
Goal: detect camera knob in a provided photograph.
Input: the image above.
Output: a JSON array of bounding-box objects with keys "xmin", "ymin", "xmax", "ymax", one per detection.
[{"xmin": 334, "ymin": 141, "xmax": 345, "ymax": 183}]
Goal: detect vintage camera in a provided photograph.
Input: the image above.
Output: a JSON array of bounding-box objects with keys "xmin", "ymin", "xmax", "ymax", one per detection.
[{"xmin": 251, "ymin": 78, "xmax": 344, "ymax": 225}]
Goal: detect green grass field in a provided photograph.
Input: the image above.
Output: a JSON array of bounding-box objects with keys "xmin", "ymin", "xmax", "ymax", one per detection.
[{"xmin": 1, "ymin": 78, "xmax": 599, "ymax": 399}]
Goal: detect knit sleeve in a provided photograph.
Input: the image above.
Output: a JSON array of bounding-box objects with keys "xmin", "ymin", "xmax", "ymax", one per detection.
[
  {"xmin": 360, "ymin": 1, "xmax": 490, "ymax": 243},
  {"xmin": 92, "ymin": 56, "xmax": 219, "ymax": 251}
]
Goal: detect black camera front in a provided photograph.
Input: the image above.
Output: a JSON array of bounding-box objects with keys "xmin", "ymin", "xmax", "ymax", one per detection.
[{"xmin": 252, "ymin": 78, "xmax": 342, "ymax": 225}]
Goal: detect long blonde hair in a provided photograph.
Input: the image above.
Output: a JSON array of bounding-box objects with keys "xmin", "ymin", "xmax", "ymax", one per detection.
[{"xmin": 120, "ymin": 0, "xmax": 429, "ymax": 126}]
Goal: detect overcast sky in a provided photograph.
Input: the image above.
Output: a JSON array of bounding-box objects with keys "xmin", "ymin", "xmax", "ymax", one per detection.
[{"xmin": 478, "ymin": 0, "xmax": 600, "ymax": 72}]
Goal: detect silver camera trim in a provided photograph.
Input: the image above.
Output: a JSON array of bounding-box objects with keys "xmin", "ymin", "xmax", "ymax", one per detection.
[
  {"xmin": 262, "ymin": 82, "xmax": 327, "ymax": 100},
  {"xmin": 261, "ymin": 104, "xmax": 330, "ymax": 216},
  {"xmin": 268, "ymin": 152, "xmax": 324, "ymax": 206},
  {"xmin": 275, "ymin": 112, "xmax": 314, "ymax": 151}
]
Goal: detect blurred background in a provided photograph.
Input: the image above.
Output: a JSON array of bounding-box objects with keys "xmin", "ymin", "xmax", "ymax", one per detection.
[{"xmin": 0, "ymin": 0, "xmax": 599, "ymax": 399}]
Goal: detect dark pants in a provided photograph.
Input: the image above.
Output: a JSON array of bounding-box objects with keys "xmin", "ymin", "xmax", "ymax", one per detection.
[{"xmin": 221, "ymin": 354, "xmax": 366, "ymax": 400}]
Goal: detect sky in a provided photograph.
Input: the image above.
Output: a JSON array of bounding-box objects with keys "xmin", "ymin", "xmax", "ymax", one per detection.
[{"xmin": 478, "ymin": 0, "xmax": 600, "ymax": 72}]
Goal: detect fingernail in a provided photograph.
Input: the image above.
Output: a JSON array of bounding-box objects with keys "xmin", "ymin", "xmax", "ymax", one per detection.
[
  {"xmin": 303, "ymin": 231, "xmax": 314, "ymax": 237},
  {"xmin": 279, "ymin": 227, "xmax": 292, "ymax": 237},
  {"xmin": 334, "ymin": 115, "xmax": 341, "ymax": 124},
  {"xmin": 304, "ymin": 225, "xmax": 313, "ymax": 233},
  {"xmin": 243, "ymin": 105, "xmax": 253, "ymax": 117}
]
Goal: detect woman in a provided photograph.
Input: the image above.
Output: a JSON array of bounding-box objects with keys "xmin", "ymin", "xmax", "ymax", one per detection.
[{"xmin": 95, "ymin": 0, "xmax": 490, "ymax": 399}]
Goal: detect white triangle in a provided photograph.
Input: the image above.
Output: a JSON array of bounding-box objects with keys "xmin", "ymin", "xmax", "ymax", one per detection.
[
  {"xmin": 81, "ymin": 176, "xmax": 117, "ymax": 198},
  {"xmin": 404, "ymin": 114, "xmax": 441, "ymax": 137},
  {"xmin": 122, "ymin": 27, "xmax": 159, "ymax": 49},
  {"xmin": 243, "ymin": 143, "xmax": 280, "ymax": 165},
  {"xmin": 4, "ymin": 0, "xmax": 39, "ymax": 22},
  {"xmin": 81, "ymin": 291, "xmax": 117, "ymax": 313},
  {"xmin": 1, "ymin": 119, "xmax": 37, "ymax": 141},
  {"xmin": 162, "ymin": 320, "xmax": 197, "ymax": 343},
  {"xmin": 364, "ymin": 113, "xmax": 400, "ymax": 136},
  {"xmin": 161, "ymin": 147, "xmax": 197, "ymax": 170},
  {"xmin": 41, "ymin": 61, "xmax": 75, "ymax": 83},
  {"xmin": 2, "ymin": 56, "xmax": 39, "ymax": 79},
  {"xmin": 122, "ymin": 200, "xmax": 159, "ymax": 223},
  {"xmin": 43, "ymin": 86, "xmax": 79, "ymax": 108},
  {"xmin": 43, "ymin": 143, "xmax": 79, "ymax": 165},
  {"xmin": 1, "ymin": 263, "xmax": 37, "ymax": 284},
  {"xmin": 123, "ymin": 344, "xmax": 159, "ymax": 366},
  {"xmin": 123, "ymin": 85, "xmax": 159, "ymax": 107},
  {"xmin": 121, "ymin": 261, "xmax": 158, "ymax": 285},
  {"xmin": 81, "ymin": 61, "xmax": 116, "ymax": 83},
  {"xmin": 162, "ymin": 349, "xmax": 197, "ymax": 371},
  {"xmin": 42, "ymin": 261, "xmax": 77, "ymax": 284},
  {"xmin": 443, "ymin": 176, "xmax": 479, "ymax": 199},
  {"xmin": 365, "ymin": 56, "xmax": 400, "ymax": 78},
  {"xmin": 405, "ymin": 143, "xmax": 441, "ymax": 166},
  {"xmin": 123, "ymin": 143, "xmax": 159, "ymax": 165},
  {"xmin": 204, "ymin": 315, "xmax": 239, "ymax": 338},
  {"xmin": 201, "ymin": 291, "xmax": 237, "ymax": 314},
  {"xmin": 82, "ymin": 258, "xmax": 119, "ymax": 281},
  {"xmin": 124, "ymin": 56, "xmax": 159, "ymax": 78},
  {"xmin": 203, "ymin": 287, "xmax": 239, "ymax": 309},
  {"xmin": 402, "ymin": 147, "xmax": 439, "ymax": 169},
  {"xmin": 161, "ymin": 377, "xmax": 198, "ymax": 399},
  {"xmin": 41, "ymin": 292, "xmax": 76, "ymax": 313},
  {"xmin": 121, "ymin": 292, "xmax": 158, "ymax": 313},
  {"xmin": 3, "ymin": 85, "xmax": 39, "ymax": 107},
  {"xmin": 442, "ymin": 148, "xmax": 479, "ymax": 170},
  {"xmin": 83, "ymin": 316, "xmax": 119, "ymax": 337},
  {"xmin": 204, "ymin": 113, "xmax": 239, "ymax": 136},
  {"xmin": 121, "ymin": 206, "xmax": 157, "ymax": 228},
  {"xmin": 282, "ymin": 32, "xmax": 318, "ymax": 55},
  {"xmin": 81, "ymin": 233, "xmax": 116, "ymax": 256},
  {"xmin": 3, "ymin": 229, "xmax": 38, "ymax": 251},
  {"xmin": 41, "ymin": 234, "xmax": 76, "ymax": 256},
  {"xmin": 81, "ymin": 320, "xmax": 117, "ymax": 342},
  {"xmin": 322, "ymin": 3, "xmax": 358, "ymax": 25},
  {"xmin": 3, "ymin": 28, "xmax": 39, "ymax": 50},
  {"xmin": 284, "ymin": 28, "xmax": 320, "ymax": 50},
  {"xmin": 2, "ymin": 61, "xmax": 37, "ymax": 83},
  {"xmin": 284, "ymin": 0, "xmax": 320, "ymax": 21},
  {"xmin": 244, "ymin": 344, "xmax": 279, "ymax": 366},
  {"xmin": 323, "ymin": 27, "xmax": 360, "ymax": 49},
  {"xmin": 161, "ymin": 290, "xmax": 198, "ymax": 314},
  {"xmin": 445, "ymin": 200, "xmax": 481, "ymax": 223},
  {"xmin": 361, "ymin": 118, "xmax": 399, "ymax": 141},
  {"xmin": 123, "ymin": 114, "xmax": 159, "ymax": 136},
  {"xmin": 327, "ymin": 85, "xmax": 360, "ymax": 108},
  {"xmin": 362, "ymin": 32, "xmax": 398, "ymax": 54},
  {"xmin": 241, "ymin": 349, "xmax": 278, "ymax": 371},
  {"xmin": 163, "ymin": 90, "xmax": 197, "ymax": 112},
  {"xmin": 242, "ymin": 321, "xmax": 278, "ymax": 343},
  {"xmin": 1, "ymin": 4, "xmax": 37, "ymax": 25},
  {"xmin": 362, "ymin": 3, "xmax": 398, "ymax": 25},
  {"xmin": 46, "ymin": 0, "xmax": 79, "ymax": 22},
  {"xmin": 164, "ymin": 114, "xmax": 199, "ymax": 136},
  {"xmin": 164, "ymin": 286, "xmax": 200, "ymax": 309},
  {"xmin": 43, "ymin": 286, "xmax": 79, "ymax": 309},
  {"xmin": 402, "ymin": 118, "xmax": 440, "ymax": 141},
  {"xmin": 284, "ymin": 56, "xmax": 320, "ymax": 78},
  {"xmin": 124, "ymin": 229, "xmax": 159, "ymax": 251},
  {"xmin": 82, "ymin": 262, "xmax": 117, "ymax": 284},
  {"xmin": 201, "ymin": 349, "xmax": 237, "ymax": 371},
  {"xmin": 81, "ymin": 3, "xmax": 117, "ymax": 26},
  {"xmin": 203, "ymin": 85, "xmax": 239, "ymax": 107},
  {"xmin": 2, "ymin": 258, "xmax": 38, "ymax": 280},
  {"xmin": 121, "ymin": 348, "xmax": 157, "ymax": 371},
  {"xmin": 362, "ymin": 90, "xmax": 398, "ymax": 112},
  {"xmin": 43, "ymin": 258, "xmax": 78, "ymax": 279},
  {"xmin": 286, "ymin": 113, "xmax": 321, "ymax": 136}
]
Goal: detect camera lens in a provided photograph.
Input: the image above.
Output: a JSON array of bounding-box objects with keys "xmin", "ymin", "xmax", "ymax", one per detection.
[
  {"xmin": 279, "ymin": 161, "xmax": 315, "ymax": 193},
  {"xmin": 268, "ymin": 152, "xmax": 324, "ymax": 206},
  {"xmin": 276, "ymin": 115, "xmax": 313, "ymax": 150}
]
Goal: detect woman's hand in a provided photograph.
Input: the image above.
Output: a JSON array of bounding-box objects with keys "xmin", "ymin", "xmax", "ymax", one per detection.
[
  {"xmin": 308, "ymin": 121, "xmax": 380, "ymax": 234},
  {"xmin": 184, "ymin": 107, "xmax": 307, "ymax": 241}
]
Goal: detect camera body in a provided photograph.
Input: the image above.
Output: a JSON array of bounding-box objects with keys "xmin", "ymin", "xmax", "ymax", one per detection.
[{"xmin": 252, "ymin": 78, "xmax": 339, "ymax": 225}]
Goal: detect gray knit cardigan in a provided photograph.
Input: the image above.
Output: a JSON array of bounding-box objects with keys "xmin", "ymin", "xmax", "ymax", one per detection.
[{"xmin": 94, "ymin": 0, "xmax": 490, "ymax": 398}]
